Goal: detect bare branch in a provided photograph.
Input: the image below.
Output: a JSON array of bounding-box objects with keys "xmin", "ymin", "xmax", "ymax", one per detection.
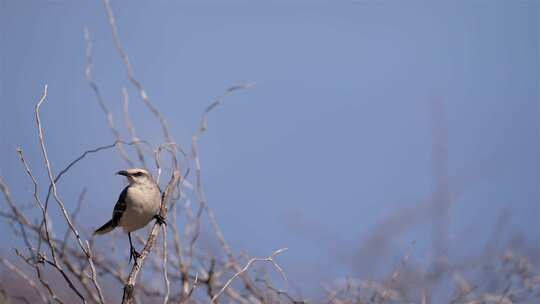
[
  {"xmin": 34, "ymin": 85, "xmax": 103, "ymax": 304},
  {"xmin": 161, "ymin": 225, "xmax": 170, "ymax": 304},
  {"xmin": 121, "ymin": 170, "xmax": 181, "ymax": 304},
  {"xmin": 0, "ymin": 175, "xmax": 34, "ymax": 251},
  {"xmin": 211, "ymin": 248, "xmax": 288, "ymax": 304},
  {"xmin": 85, "ymin": 241, "xmax": 106, "ymax": 304},
  {"xmin": 14, "ymin": 248, "xmax": 62, "ymax": 303},
  {"xmin": 190, "ymin": 83, "xmax": 261, "ymax": 299},
  {"xmin": 102, "ymin": 0, "xmax": 172, "ymax": 142},
  {"xmin": 59, "ymin": 188, "xmax": 87, "ymax": 256},
  {"xmin": 0, "ymin": 256, "xmax": 48, "ymax": 303},
  {"xmin": 84, "ymin": 27, "xmax": 134, "ymax": 167}
]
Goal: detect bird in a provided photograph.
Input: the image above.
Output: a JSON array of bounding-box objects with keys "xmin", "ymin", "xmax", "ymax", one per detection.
[{"xmin": 93, "ymin": 168, "xmax": 164, "ymax": 263}]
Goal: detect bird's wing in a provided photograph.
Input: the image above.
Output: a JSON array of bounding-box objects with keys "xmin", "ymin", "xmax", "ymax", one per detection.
[{"xmin": 111, "ymin": 186, "xmax": 129, "ymax": 226}]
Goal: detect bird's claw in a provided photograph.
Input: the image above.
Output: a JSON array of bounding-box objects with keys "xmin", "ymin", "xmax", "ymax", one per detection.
[
  {"xmin": 129, "ymin": 247, "xmax": 141, "ymax": 265},
  {"xmin": 154, "ymin": 214, "xmax": 166, "ymax": 226}
]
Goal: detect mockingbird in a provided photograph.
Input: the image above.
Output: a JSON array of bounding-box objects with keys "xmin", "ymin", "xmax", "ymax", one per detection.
[{"xmin": 93, "ymin": 168, "xmax": 164, "ymax": 263}]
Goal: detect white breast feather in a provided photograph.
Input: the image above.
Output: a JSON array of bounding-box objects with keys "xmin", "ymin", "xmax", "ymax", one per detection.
[{"xmin": 119, "ymin": 184, "xmax": 160, "ymax": 232}]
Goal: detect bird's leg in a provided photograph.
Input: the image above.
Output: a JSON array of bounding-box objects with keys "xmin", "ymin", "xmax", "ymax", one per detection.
[
  {"xmin": 128, "ymin": 232, "xmax": 141, "ymax": 264},
  {"xmin": 153, "ymin": 214, "xmax": 166, "ymax": 226}
]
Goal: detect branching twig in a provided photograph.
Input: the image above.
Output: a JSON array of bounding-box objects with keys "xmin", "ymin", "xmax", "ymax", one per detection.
[
  {"xmin": 211, "ymin": 248, "xmax": 288, "ymax": 304},
  {"xmin": 35, "ymin": 85, "xmax": 103, "ymax": 304},
  {"xmin": 102, "ymin": 0, "xmax": 172, "ymax": 143},
  {"xmin": 190, "ymin": 83, "xmax": 261, "ymax": 299},
  {"xmin": 0, "ymin": 256, "xmax": 48, "ymax": 303},
  {"xmin": 84, "ymin": 27, "xmax": 134, "ymax": 167}
]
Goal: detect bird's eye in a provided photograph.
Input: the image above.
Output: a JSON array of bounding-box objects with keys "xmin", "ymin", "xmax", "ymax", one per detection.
[{"xmin": 134, "ymin": 172, "xmax": 143, "ymax": 177}]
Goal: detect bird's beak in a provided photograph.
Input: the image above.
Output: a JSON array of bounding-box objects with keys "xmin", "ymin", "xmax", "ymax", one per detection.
[{"xmin": 116, "ymin": 170, "xmax": 129, "ymax": 176}]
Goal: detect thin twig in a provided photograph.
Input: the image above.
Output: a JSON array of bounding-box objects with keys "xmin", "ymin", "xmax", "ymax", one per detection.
[
  {"xmin": 35, "ymin": 85, "xmax": 94, "ymax": 304},
  {"xmin": 102, "ymin": 0, "xmax": 172, "ymax": 142},
  {"xmin": 0, "ymin": 175, "xmax": 34, "ymax": 251},
  {"xmin": 43, "ymin": 139, "xmax": 152, "ymax": 211},
  {"xmin": 0, "ymin": 256, "xmax": 48, "ymax": 303},
  {"xmin": 85, "ymin": 241, "xmax": 106, "ymax": 304},
  {"xmin": 211, "ymin": 248, "xmax": 288, "ymax": 303},
  {"xmin": 161, "ymin": 224, "xmax": 170, "ymax": 304},
  {"xmin": 60, "ymin": 188, "xmax": 87, "ymax": 255},
  {"xmin": 13, "ymin": 248, "xmax": 61, "ymax": 303},
  {"xmin": 190, "ymin": 83, "xmax": 260, "ymax": 299},
  {"xmin": 16, "ymin": 147, "xmax": 58, "ymax": 269},
  {"xmin": 122, "ymin": 87, "xmax": 148, "ymax": 168},
  {"xmin": 84, "ymin": 27, "xmax": 134, "ymax": 167},
  {"xmin": 31, "ymin": 249, "xmax": 87, "ymax": 303}
]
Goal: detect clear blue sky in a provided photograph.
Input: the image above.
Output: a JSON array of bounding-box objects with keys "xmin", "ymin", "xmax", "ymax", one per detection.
[{"xmin": 1, "ymin": 0, "xmax": 538, "ymax": 294}]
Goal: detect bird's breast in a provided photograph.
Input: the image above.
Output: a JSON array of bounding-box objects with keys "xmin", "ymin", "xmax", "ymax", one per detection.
[{"xmin": 119, "ymin": 185, "xmax": 161, "ymax": 232}]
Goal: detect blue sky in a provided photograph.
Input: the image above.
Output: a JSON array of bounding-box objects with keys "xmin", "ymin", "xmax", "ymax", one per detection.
[{"xmin": 1, "ymin": 0, "xmax": 538, "ymax": 294}]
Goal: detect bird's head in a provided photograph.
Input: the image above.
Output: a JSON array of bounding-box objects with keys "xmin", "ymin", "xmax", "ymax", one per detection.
[{"xmin": 117, "ymin": 168, "xmax": 153, "ymax": 185}]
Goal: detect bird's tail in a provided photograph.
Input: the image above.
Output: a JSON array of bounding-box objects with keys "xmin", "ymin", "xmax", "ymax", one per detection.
[{"xmin": 93, "ymin": 219, "xmax": 116, "ymax": 236}]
